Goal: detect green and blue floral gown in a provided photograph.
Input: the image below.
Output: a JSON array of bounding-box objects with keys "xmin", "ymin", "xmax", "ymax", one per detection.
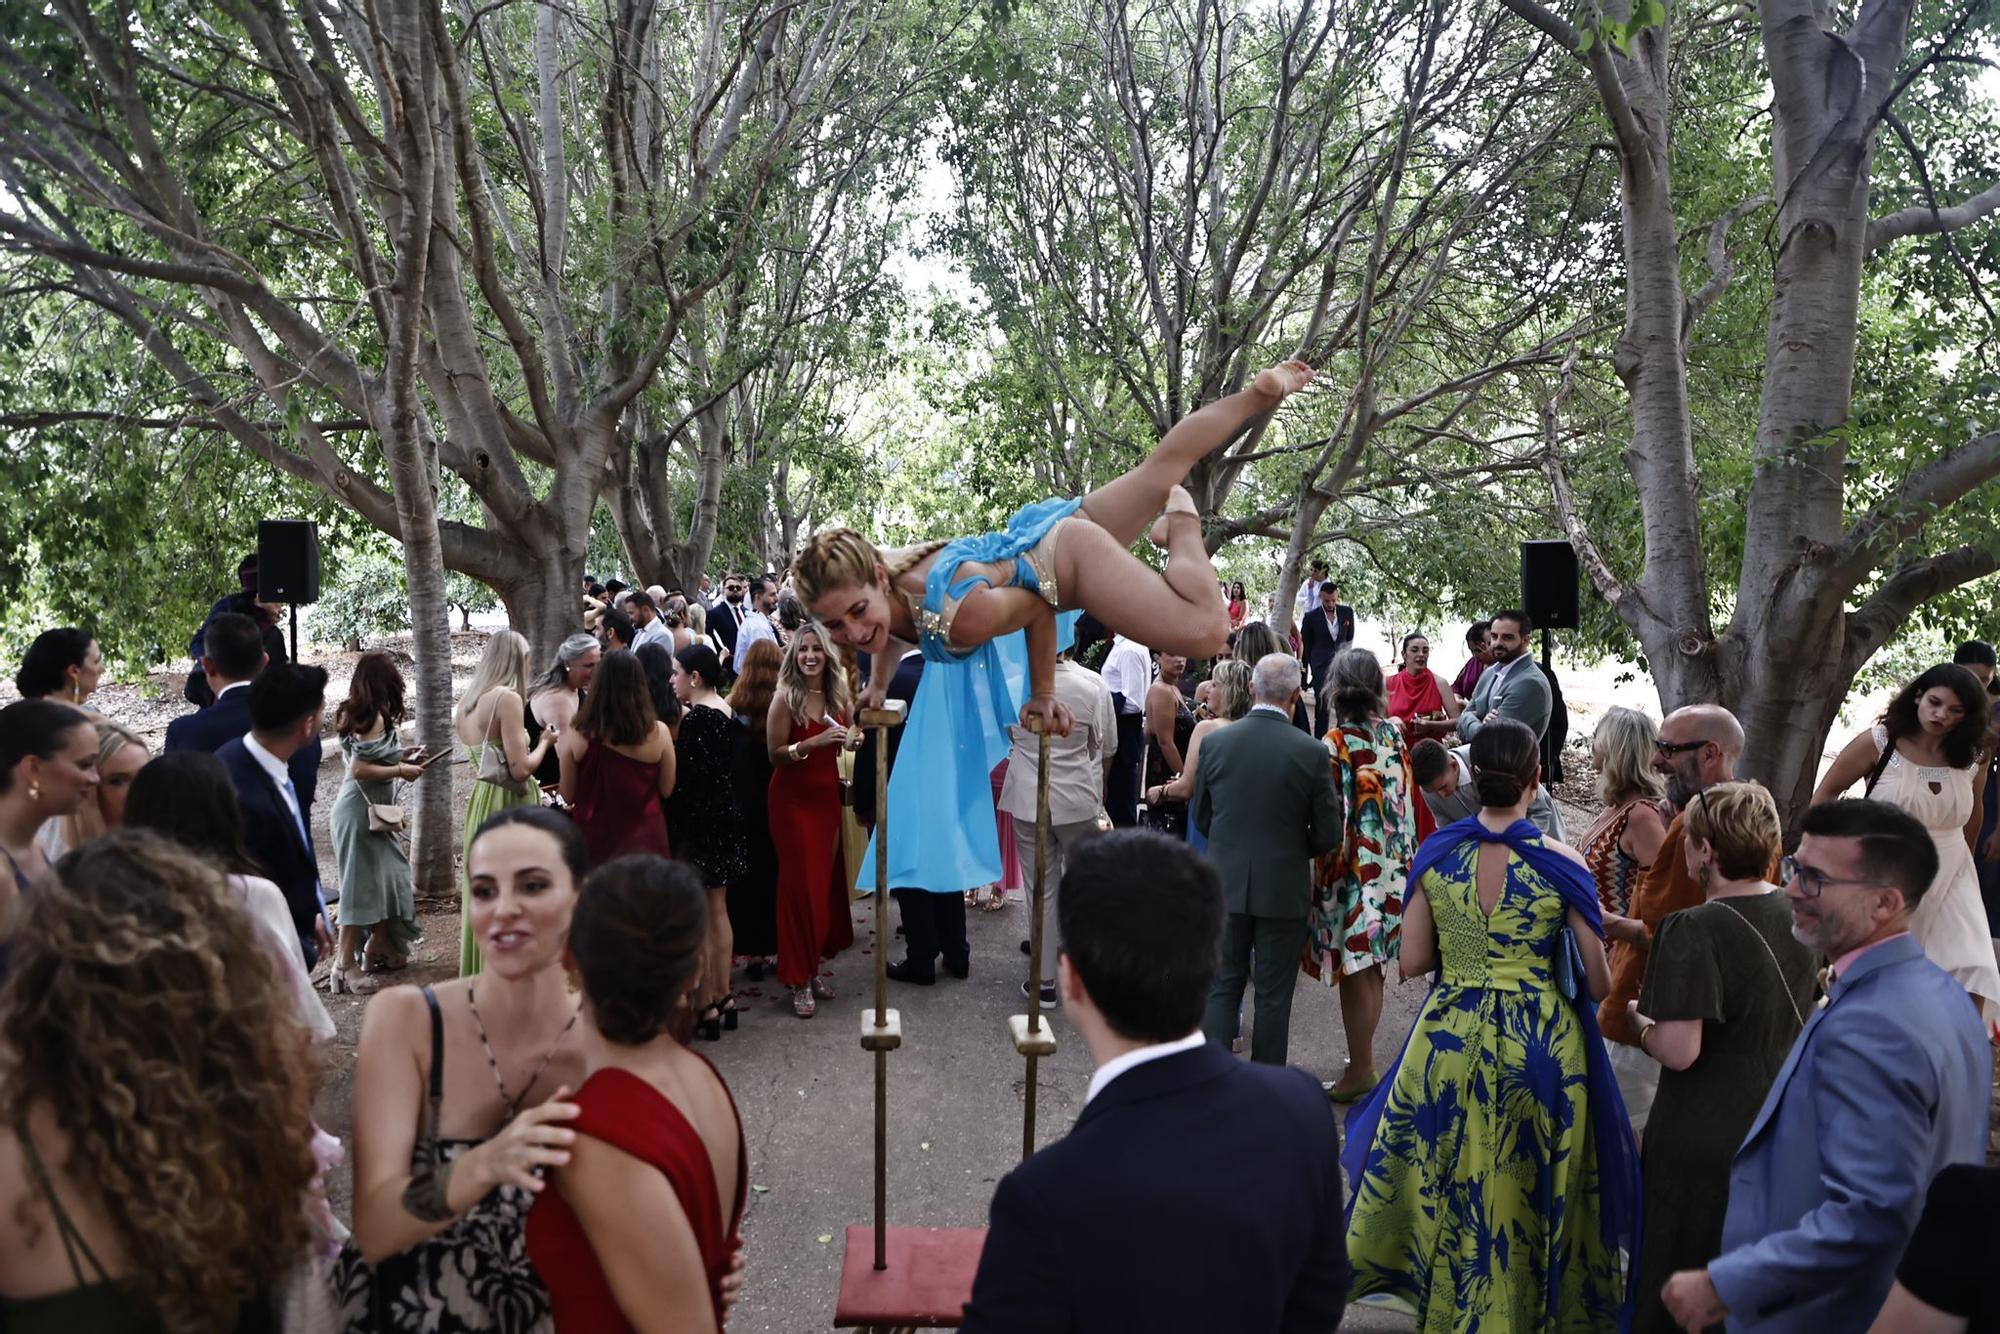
[{"xmin": 1345, "ymin": 839, "xmax": 1625, "ymax": 1331}]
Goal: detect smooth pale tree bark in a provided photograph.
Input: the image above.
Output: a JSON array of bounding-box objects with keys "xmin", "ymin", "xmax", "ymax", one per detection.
[{"xmin": 1506, "ymin": 0, "xmax": 2000, "ymax": 822}]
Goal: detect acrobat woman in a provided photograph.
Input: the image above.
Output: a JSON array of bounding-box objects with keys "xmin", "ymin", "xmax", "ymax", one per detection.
[{"xmin": 795, "ymin": 359, "xmax": 1314, "ymax": 894}]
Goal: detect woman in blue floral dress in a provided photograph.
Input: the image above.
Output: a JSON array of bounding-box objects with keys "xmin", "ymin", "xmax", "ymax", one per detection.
[{"xmin": 1344, "ymin": 719, "xmax": 1639, "ymax": 1331}]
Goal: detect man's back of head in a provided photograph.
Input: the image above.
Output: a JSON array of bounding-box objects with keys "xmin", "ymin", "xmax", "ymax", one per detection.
[
  {"xmin": 249, "ymin": 662, "xmax": 328, "ymax": 750},
  {"xmin": 1252, "ymin": 652, "xmax": 1301, "ymax": 707},
  {"xmin": 204, "ymin": 612, "xmax": 267, "ymax": 684},
  {"xmin": 1059, "ymin": 831, "xmax": 1223, "ymax": 1043}
]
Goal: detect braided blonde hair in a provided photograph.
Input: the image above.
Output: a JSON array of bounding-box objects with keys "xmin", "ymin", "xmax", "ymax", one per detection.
[{"xmin": 792, "ymin": 528, "xmax": 948, "ymax": 608}]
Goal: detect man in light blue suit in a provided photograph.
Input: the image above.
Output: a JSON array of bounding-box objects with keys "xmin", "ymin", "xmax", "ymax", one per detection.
[
  {"xmin": 1454, "ymin": 608, "xmax": 1550, "ymax": 743},
  {"xmin": 1662, "ymin": 799, "xmax": 1991, "ymax": 1333}
]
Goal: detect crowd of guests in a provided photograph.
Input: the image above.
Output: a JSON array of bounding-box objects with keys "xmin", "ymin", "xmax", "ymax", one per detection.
[{"xmin": 1, "ymin": 552, "xmax": 1997, "ymax": 1333}]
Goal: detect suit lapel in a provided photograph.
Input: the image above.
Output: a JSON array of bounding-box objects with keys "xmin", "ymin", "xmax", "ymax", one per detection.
[
  {"xmin": 1740, "ymin": 1003, "xmax": 1831, "ymax": 1147},
  {"xmin": 250, "ymin": 755, "xmax": 312, "ymax": 863}
]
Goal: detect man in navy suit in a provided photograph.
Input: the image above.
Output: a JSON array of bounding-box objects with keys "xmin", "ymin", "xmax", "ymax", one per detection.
[
  {"xmin": 165, "ymin": 612, "xmax": 320, "ymax": 806},
  {"xmin": 961, "ymin": 831, "xmax": 1349, "ymax": 1332},
  {"xmin": 215, "ymin": 662, "xmax": 333, "ymax": 967},
  {"xmin": 1297, "ymin": 580, "xmax": 1353, "ymax": 736},
  {"xmin": 1661, "ymin": 799, "xmax": 1991, "ymax": 1333}
]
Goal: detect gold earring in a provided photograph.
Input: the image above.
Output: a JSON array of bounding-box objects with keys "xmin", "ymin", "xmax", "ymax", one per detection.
[{"xmin": 27, "ymin": 782, "xmax": 40, "ymax": 802}]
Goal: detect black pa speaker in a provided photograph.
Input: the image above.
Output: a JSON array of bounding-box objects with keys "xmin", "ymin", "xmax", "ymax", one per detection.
[
  {"xmin": 1521, "ymin": 540, "xmax": 1579, "ymax": 631},
  {"xmin": 258, "ymin": 519, "xmax": 321, "ymax": 604}
]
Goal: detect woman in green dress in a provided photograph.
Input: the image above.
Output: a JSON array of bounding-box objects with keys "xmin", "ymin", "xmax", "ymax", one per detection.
[
  {"xmin": 1627, "ymin": 782, "xmax": 1814, "ymax": 1334},
  {"xmin": 329, "ymin": 652, "xmax": 424, "ymax": 994},
  {"xmin": 1345, "ymin": 718, "xmax": 1640, "ymax": 1331},
  {"xmin": 453, "ymin": 631, "xmax": 554, "ymax": 976}
]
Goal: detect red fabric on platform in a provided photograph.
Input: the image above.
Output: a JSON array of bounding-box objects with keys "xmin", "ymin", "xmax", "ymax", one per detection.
[{"xmin": 833, "ymin": 1226, "xmax": 988, "ymax": 1328}]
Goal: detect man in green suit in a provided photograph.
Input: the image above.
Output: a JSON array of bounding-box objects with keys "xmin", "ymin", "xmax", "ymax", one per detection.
[{"xmin": 1193, "ymin": 652, "xmax": 1344, "ymax": 1064}]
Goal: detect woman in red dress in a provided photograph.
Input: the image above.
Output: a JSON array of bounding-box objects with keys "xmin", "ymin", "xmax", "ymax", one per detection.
[
  {"xmin": 766, "ymin": 626, "xmax": 855, "ymax": 1018},
  {"xmin": 1384, "ymin": 632, "xmax": 1462, "ymax": 845},
  {"xmin": 557, "ymin": 651, "xmax": 676, "ymax": 867},
  {"xmin": 525, "ymin": 855, "xmax": 745, "ymax": 1332}
]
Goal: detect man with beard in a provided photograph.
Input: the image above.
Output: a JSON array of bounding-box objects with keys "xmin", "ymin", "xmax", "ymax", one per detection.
[
  {"xmin": 1454, "ymin": 609, "xmax": 1550, "ymax": 744},
  {"xmin": 1661, "ymin": 800, "xmax": 1989, "ymax": 1334},
  {"xmin": 1597, "ymin": 702, "xmax": 1757, "ymax": 1134},
  {"xmin": 709, "ymin": 572, "xmax": 747, "ymax": 662}
]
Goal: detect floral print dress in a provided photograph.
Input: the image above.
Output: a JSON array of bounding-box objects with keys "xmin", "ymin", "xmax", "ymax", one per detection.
[{"xmin": 1307, "ymin": 716, "xmax": 1416, "ymax": 980}]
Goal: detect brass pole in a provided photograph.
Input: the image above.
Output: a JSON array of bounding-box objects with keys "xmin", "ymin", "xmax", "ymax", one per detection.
[
  {"xmin": 1022, "ymin": 723, "xmax": 1053, "ymax": 1160},
  {"xmin": 872, "ymin": 713, "xmax": 890, "ymax": 1271}
]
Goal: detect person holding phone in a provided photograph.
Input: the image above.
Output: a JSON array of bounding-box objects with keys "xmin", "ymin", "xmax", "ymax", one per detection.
[{"xmin": 330, "ymin": 652, "xmax": 425, "ymax": 993}]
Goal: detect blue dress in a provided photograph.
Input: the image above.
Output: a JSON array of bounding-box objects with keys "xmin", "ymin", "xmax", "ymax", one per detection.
[{"xmin": 857, "ymin": 498, "xmax": 1082, "ymax": 896}]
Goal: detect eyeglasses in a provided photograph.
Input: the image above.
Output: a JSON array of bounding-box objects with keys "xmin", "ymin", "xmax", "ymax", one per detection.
[
  {"xmin": 1780, "ymin": 855, "xmax": 1894, "ymax": 900},
  {"xmin": 1654, "ymin": 739, "xmax": 1707, "ymax": 756}
]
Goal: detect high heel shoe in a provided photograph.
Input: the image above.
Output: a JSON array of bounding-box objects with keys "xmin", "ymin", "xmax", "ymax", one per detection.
[
  {"xmin": 696, "ymin": 1004, "xmax": 723, "ymax": 1042},
  {"xmin": 720, "ymin": 993, "xmax": 740, "ymax": 1031},
  {"xmin": 328, "ymin": 966, "xmax": 381, "ymax": 996}
]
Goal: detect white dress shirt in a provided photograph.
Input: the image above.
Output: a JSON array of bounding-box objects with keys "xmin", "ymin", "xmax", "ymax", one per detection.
[
  {"xmin": 243, "ymin": 732, "xmax": 329, "ymax": 928},
  {"xmin": 736, "ymin": 609, "xmax": 778, "ymax": 657},
  {"xmin": 1084, "ymin": 1031, "xmax": 1207, "ymax": 1106},
  {"xmin": 1101, "ymin": 636, "xmax": 1152, "ymax": 715}
]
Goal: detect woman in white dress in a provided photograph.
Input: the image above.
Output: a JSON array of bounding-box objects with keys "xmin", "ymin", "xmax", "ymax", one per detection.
[{"xmin": 1814, "ymin": 662, "xmax": 2000, "ymax": 1028}]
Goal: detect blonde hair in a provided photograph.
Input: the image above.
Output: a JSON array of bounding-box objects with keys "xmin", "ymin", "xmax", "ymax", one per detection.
[
  {"xmin": 1208, "ymin": 658, "xmax": 1253, "ymax": 721},
  {"xmin": 1684, "ymin": 780, "xmax": 1781, "ymax": 882},
  {"xmin": 776, "ymin": 624, "xmax": 855, "ymax": 725},
  {"xmin": 59, "ymin": 720, "xmax": 147, "ymax": 849},
  {"xmin": 793, "ymin": 528, "xmax": 946, "ymax": 607},
  {"xmin": 456, "ymin": 630, "xmax": 531, "ymax": 721},
  {"xmin": 1592, "ymin": 706, "xmax": 1666, "ymax": 806}
]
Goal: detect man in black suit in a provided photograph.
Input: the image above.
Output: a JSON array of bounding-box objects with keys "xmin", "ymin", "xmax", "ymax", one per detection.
[
  {"xmin": 709, "ymin": 571, "xmax": 746, "ymax": 663},
  {"xmin": 853, "ymin": 651, "xmax": 970, "ymax": 984},
  {"xmin": 1298, "ymin": 580, "xmax": 1354, "ymax": 736},
  {"xmin": 216, "ymin": 662, "xmax": 332, "ymax": 966},
  {"xmin": 1195, "ymin": 653, "xmax": 1343, "ymax": 1064},
  {"xmin": 961, "ymin": 831, "xmax": 1348, "ymax": 1332}
]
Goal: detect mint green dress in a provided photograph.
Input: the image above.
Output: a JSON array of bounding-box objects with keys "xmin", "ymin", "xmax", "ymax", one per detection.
[
  {"xmin": 1345, "ymin": 841, "xmax": 1622, "ymax": 1330},
  {"xmin": 457, "ymin": 738, "xmax": 540, "ymax": 977}
]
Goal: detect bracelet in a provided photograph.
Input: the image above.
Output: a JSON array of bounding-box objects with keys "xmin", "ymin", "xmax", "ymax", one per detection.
[
  {"xmin": 788, "ymin": 742, "xmax": 803, "ymax": 763},
  {"xmin": 402, "ymin": 1156, "xmax": 457, "ymax": 1223},
  {"xmin": 1636, "ymin": 1022, "xmax": 1655, "ymax": 1055}
]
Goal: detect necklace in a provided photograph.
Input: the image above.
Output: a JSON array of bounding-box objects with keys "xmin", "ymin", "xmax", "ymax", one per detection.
[{"xmin": 466, "ymin": 984, "xmax": 581, "ymax": 1119}]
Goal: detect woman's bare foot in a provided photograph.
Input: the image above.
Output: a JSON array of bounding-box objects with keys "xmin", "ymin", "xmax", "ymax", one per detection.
[
  {"xmin": 1148, "ymin": 485, "xmax": 1200, "ymax": 548},
  {"xmin": 1252, "ymin": 358, "xmax": 1315, "ymax": 403}
]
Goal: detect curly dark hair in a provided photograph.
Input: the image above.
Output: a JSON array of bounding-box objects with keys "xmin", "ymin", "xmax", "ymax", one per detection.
[
  {"xmin": 13, "ymin": 627, "xmax": 94, "ymax": 700},
  {"xmin": 572, "ymin": 855, "xmax": 709, "ymax": 1046},
  {"xmin": 335, "ymin": 651, "xmax": 407, "ymax": 738},
  {"xmin": 0, "ymin": 832, "xmax": 317, "ymax": 1332},
  {"xmin": 1881, "ymin": 662, "xmax": 1990, "ymax": 769}
]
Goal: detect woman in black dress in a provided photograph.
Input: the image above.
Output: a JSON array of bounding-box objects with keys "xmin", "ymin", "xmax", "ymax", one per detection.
[
  {"xmin": 1627, "ymin": 782, "xmax": 1817, "ymax": 1334},
  {"xmin": 670, "ymin": 644, "xmax": 750, "ymax": 1039},
  {"xmin": 1140, "ymin": 649, "xmax": 1195, "ymax": 837},
  {"xmin": 724, "ymin": 641, "xmax": 782, "ymax": 978}
]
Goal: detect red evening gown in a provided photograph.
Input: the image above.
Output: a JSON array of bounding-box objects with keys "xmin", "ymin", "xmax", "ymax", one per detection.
[
  {"xmin": 571, "ymin": 735, "xmax": 672, "ymax": 868},
  {"xmin": 525, "ymin": 1064, "xmax": 747, "ymax": 1332},
  {"xmin": 1385, "ymin": 671, "xmax": 1444, "ymax": 845},
  {"xmin": 770, "ymin": 717, "xmax": 849, "ymax": 988}
]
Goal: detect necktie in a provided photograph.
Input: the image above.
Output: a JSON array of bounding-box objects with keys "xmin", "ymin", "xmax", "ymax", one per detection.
[{"xmin": 282, "ymin": 775, "xmax": 331, "ymax": 929}]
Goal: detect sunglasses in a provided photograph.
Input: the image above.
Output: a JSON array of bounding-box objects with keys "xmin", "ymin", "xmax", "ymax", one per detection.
[{"xmin": 1654, "ymin": 739, "xmax": 1707, "ymax": 756}]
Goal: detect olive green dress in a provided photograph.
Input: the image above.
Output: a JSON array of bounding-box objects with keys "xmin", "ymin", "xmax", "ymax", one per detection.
[{"xmin": 457, "ymin": 737, "xmax": 541, "ymax": 977}]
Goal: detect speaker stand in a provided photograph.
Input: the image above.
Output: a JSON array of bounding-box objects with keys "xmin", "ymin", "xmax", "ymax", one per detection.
[
  {"xmin": 1539, "ymin": 628, "xmax": 1555, "ymax": 781},
  {"xmin": 289, "ymin": 602, "xmax": 300, "ymax": 665}
]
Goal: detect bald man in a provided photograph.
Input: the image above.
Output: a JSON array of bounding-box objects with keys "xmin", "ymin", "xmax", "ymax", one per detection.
[{"xmin": 1598, "ymin": 704, "xmax": 1753, "ymax": 1133}]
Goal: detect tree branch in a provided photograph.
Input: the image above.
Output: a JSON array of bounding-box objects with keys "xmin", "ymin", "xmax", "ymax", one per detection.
[
  {"xmin": 1845, "ymin": 541, "xmax": 2000, "ymax": 674},
  {"xmin": 1829, "ymin": 427, "xmax": 2000, "ymax": 591},
  {"xmin": 1868, "ymin": 177, "xmax": 2000, "ymax": 252}
]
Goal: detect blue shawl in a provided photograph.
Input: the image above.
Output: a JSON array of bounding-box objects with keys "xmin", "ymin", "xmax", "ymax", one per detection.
[{"xmin": 1342, "ymin": 815, "xmax": 1641, "ymax": 1323}]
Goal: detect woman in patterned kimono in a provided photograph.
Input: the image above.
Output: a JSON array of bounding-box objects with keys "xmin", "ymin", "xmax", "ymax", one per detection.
[
  {"xmin": 1344, "ymin": 719, "xmax": 1638, "ymax": 1331},
  {"xmin": 1309, "ymin": 648, "xmax": 1417, "ymax": 1103}
]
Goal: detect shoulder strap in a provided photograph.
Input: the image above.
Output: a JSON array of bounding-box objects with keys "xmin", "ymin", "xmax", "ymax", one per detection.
[
  {"xmin": 1714, "ymin": 899, "xmax": 1808, "ymax": 1029},
  {"xmin": 419, "ymin": 985, "xmax": 445, "ymax": 1154},
  {"xmin": 15, "ymin": 1123, "xmax": 113, "ymax": 1286},
  {"xmin": 1863, "ymin": 729, "xmax": 1895, "ymax": 797}
]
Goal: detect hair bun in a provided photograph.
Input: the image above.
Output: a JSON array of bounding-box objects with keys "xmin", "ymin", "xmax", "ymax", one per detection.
[{"xmin": 1471, "ymin": 764, "xmax": 1527, "ymax": 808}]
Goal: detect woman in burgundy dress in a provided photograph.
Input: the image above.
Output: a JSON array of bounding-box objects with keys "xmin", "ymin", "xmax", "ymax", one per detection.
[
  {"xmin": 556, "ymin": 651, "xmax": 676, "ymax": 868},
  {"xmin": 766, "ymin": 625, "xmax": 855, "ymax": 1019},
  {"xmin": 1385, "ymin": 632, "xmax": 1464, "ymax": 846},
  {"xmin": 525, "ymin": 856, "xmax": 745, "ymax": 1333}
]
